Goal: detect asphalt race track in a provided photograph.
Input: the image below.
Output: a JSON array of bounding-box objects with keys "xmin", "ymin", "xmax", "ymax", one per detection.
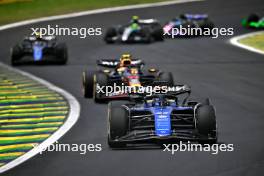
[{"xmin": 1, "ymin": 0, "xmax": 264, "ymax": 175}]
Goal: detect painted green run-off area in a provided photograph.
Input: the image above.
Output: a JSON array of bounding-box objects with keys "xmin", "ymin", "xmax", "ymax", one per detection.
[
  {"xmin": 239, "ymin": 32, "xmax": 264, "ymax": 52},
  {"xmin": 0, "ymin": 146, "xmax": 31, "ymax": 153},
  {"xmin": 0, "ymin": 66, "xmax": 69, "ymax": 166}
]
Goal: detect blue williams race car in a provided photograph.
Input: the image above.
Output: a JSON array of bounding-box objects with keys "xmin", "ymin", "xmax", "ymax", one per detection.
[
  {"xmin": 11, "ymin": 34, "xmax": 68, "ymax": 65},
  {"xmin": 163, "ymin": 14, "xmax": 215, "ymax": 37},
  {"xmin": 107, "ymin": 84, "xmax": 217, "ymax": 148}
]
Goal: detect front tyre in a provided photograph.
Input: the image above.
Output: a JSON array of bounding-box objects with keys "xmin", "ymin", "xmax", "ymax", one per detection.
[
  {"xmin": 151, "ymin": 24, "xmax": 164, "ymax": 41},
  {"xmin": 11, "ymin": 45, "xmax": 22, "ymax": 66},
  {"xmin": 93, "ymin": 72, "xmax": 108, "ymax": 103},
  {"xmin": 55, "ymin": 43, "xmax": 68, "ymax": 65},
  {"xmin": 108, "ymin": 101, "xmax": 129, "ymax": 148},
  {"xmin": 141, "ymin": 27, "xmax": 153, "ymax": 43},
  {"xmin": 196, "ymin": 105, "xmax": 217, "ymax": 144},
  {"xmin": 104, "ymin": 27, "xmax": 117, "ymax": 44},
  {"xmin": 82, "ymin": 70, "xmax": 94, "ymax": 98}
]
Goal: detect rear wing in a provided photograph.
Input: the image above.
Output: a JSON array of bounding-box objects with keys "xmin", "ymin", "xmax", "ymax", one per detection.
[
  {"xmin": 96, "ymin": 59, "xmax": 119, "ymax": 67},
  {"xmin": 25, "ymin": 36, "xmax": 56, "ymax": 41},
  {"xmin": 129, "ymin": 84, "xmax": 191, "ymax": 104},
  {"xmin": 184, "ymin": 14, "xmax": 208, "ymax": 20},
  {"xmin": 96, "ymin": 59, "xmax": 144, "ymax": 68},
  {"xmin": 148, "ymin": 81, "xmax": 191, "ymax": 95},
  {"xmin": 138, "ymin": 19, "xmax": 160, "ymax": 24},
  {"xmin": 23, "ymin": 36, "xmax": 57, "ymax": 45},
  {"xmin": 129, "ymin": 82, "xmax": 191, "ymax": 97}
]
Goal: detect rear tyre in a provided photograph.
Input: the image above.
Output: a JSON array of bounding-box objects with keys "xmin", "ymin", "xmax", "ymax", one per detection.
[
  {"xmin": 141, "ymin": 27, "xmax": 152, "ymax": 43},
  {"xmin": 82, "ymin": 70, "xmax": 94, "ymax": 98},
  {"xmin": 159, "ymin": 72, "xmax": 174, "ymax": 86},
  {"xmin": 104, "ymin": 27, "xmax": 117, "ymax": 43},
  {"xmin": 247, "ymin": 14, "xmax": 259, "ymax": 23},
  {"xmin": 200, "ymin": 98, "xmax": 210, "ymax": 106},
  {"xmin": 201, "ymin": 20, "xmax": 215, "ymax": 30},
  {"xmin": 11, "ymin": 45, "xmax": 22, "ymax": 66},
  {"xmin": 94, "ymin": 72, "xmax": 108, "ymax": 103},
  {"xmin": 55, "ymin": 43, "xmax": 68, "ymax": 65},
  {"xmin": 151, "ymin": 24, "xmax": 164, "ymax": 41},
  {"xmin": 196, "ymin": 105, "xmax": 217, "ymax": 144},
  {"xmin": 108, "ymin": 101, "xmax": 129, "ymax": 148}
]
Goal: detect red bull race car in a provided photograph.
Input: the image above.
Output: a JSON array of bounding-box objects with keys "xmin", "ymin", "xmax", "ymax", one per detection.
[{"xmin": 82, "ymin": 54, "xmax": 174, "ymax": 103}]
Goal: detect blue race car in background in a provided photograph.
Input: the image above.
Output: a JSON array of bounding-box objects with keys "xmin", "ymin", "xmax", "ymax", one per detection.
[
  {"xmin": 107, "ymin": 84, "xmax": 217, "ymax": 148},
  {"xmin": 163, "ymin": 14, "xmax": 215, "ymax": 37},
  {"xmin": 11, "ymin": 35, "xmax": 68, "ymax": 65}
]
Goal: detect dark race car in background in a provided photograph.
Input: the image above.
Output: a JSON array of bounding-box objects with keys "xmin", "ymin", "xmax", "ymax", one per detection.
[
  {"xmin": 107, "ymin": 85, "xmax": 217, "ymax": 148},
  {"xmin": 163, "ymin": 14, "xmax": 215, "ymax": 37},
  {"xmin": 11, "ymin": 36, "xmax": 68, "ymax": 65},
  {"xmin": 104, "ymin": 18, "xmax": 164, "ymax": 43},
  {"xmin": 242, "ymin": 14, "xmax": 264, "ymax": 29},
  {"xmin": 82, "ymin": 59, "xmax": 174, "ymax": 103}
]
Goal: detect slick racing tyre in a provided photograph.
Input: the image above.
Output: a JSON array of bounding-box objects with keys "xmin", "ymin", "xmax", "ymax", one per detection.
[
  {"xmin": 201, "ymin": 98, "xmax": 210, "ymax": 106},
  {"xmin": 104, "ymin": 27, "xmax": 117, "ymax": 43},
  {"xmin": 108, "ymin": 101, "xmax": 129, "ymax": 148},
  {"xmin": 11, "ymin": 44, "xmax": 22, "ymax": 66},
  {"xmin": 151, "ymin": 24, "xmax": 164, "ymax": 41},
  {"xmin": 82, "ymin": 70, "xmax": 94, "ymax": 98},
  {"xmin": 159, "ymin": 72, "xmax": 174, "ymax": 86},
  {"xmin": 201, "ymin": 20, "xmax": 215, "ymax": 30},
  {"xmin": 55, "ymin": 43, "xmax": 68, "ymax": 65},
  {"xmin": 141, "ymin": 27, "xmax": 153, "ymax": 43},
  {"xmin": 196, "ymin": 105, "xmax": 217, "ymax": 144},
  {"xmin": 247, "ymin": 14, "xmax": 259, "ymax": 23},
  {"xmin": 93, "ymin": 72, "xmax": 108, "ymax": 103}
]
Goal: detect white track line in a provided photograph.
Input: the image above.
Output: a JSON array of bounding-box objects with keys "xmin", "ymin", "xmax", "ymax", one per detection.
[
  {"xmin": 230, "ymin": 31, "xmax": 264, "ymax": 55},
  {"xmin": 0, "ymin": 0, "xmax": 203, "ymax": 173}
]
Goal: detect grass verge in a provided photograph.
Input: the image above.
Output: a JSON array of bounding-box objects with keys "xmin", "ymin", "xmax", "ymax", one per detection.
[{"xmin": 0, "ymin": 0, "xmax": 172, "ymax": 25}]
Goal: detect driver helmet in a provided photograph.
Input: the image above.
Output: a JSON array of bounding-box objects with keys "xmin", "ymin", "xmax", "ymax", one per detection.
[
  {"xmin": 131, "ymin": 15, "xmax": 139, "ymax": 23},
  {"xmin": 153, "ymin": 96, "xmax": 169, "ymax": 107},
  {"xmin": 35, "ymin": 32, "xmax": 42, "ymax": 40},
  {"xmin": 131, "ymin": 23, "xmax": 139, "ymax": 30},
  {"xmin": 120, "ymin": 54, "xmax": 132, "ymax": 67},
  {"xmin": 130, "ymin": 68, "xmax": 138, "ymax": 75}
]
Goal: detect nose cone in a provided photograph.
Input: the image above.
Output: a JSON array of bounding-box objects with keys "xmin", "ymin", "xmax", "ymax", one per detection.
[{"xmin": 33, "ymin": 45, "xmax": 43, "ymax": 61}]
